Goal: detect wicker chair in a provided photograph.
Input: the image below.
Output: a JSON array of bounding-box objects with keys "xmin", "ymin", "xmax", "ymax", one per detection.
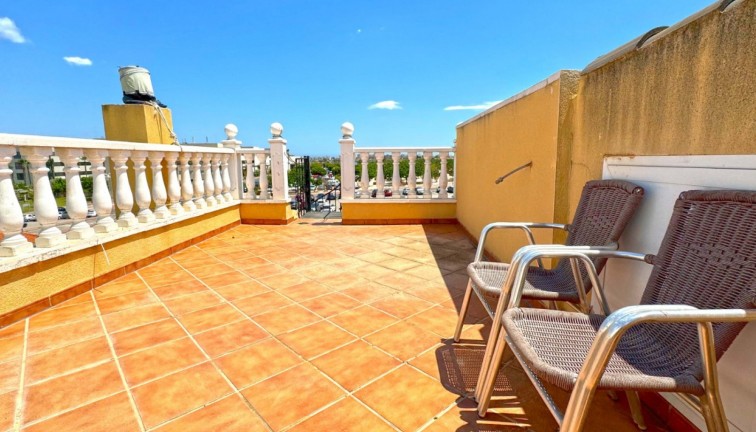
[
  {"xmin": 454, "ymin": 180, "xmax": 645, "ymax": 423},
  {"xmin": 477, "ymin": 190, "xmax": 756, "ymax": 432}
]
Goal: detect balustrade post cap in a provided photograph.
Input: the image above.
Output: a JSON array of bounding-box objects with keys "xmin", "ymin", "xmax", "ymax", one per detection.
[
  {"xmin": 224, "ymin": 124, "xmax": 239, "ymax": 140},
  {"xmin": 341, "ymin": 122, "xmax": 354, "ymax": 138},
  {"xmin": 270, "ymin": 122, "xmax": 284, "ymax": 138}
]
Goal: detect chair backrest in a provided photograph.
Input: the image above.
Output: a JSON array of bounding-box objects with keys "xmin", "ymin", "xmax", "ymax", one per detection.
[
  {"xmin": 641, "ymin": 190, "xmax": 756, "ymax": 365},
  {"xmin": 556, "ymin": 180, "xmax": 645, "ymax": 279}
]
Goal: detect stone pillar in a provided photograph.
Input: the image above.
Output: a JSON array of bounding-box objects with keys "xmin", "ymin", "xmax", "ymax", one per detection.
[
  {"xmin": 339, "ymin": 122, "xmax": 356, "ymax": 201},
  {"xmin": 0, "ymin": 148, "xmax": 33, "ymax": 256},
  {"xmin": 268, "ymin": 122, "xmax": 289, "ymax": 201}
]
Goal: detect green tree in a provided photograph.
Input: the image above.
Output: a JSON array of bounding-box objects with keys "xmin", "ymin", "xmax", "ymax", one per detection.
[
  {"xmin": 51, "ymin": 178, "xmax": 66, "ymax": 198},
  {"xmin": 81, "ymin": 176, "xmax": 93, "ymax": 199},
  {"xmin": 310, "ymin": 161, "xmax": 327, "ymax": 176}
]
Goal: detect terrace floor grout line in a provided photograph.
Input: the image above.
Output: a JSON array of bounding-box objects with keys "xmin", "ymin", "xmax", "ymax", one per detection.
[
  {"xmin": 132, "ymin": 270, "xmax": 273, "ymax": 431},
  {"xmin": 12, "ymin": 319, "xmax": 29, "ymax": 432},
  {"xmin": 90, "ymin": 290, "xmax": 147, "ymax": 432}
]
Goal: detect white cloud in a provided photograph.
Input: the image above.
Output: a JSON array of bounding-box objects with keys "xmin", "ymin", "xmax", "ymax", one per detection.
[
  {"xmin": 443, "ymin": 100, "xmax": 502, "ymax": 111},
  {"xmin": 63, "ymin": 56, "xmax": 93, "ymax": 66},
  {"xmin": 0, "ymin": 17, "xmax": 26, "ymax": 43},
  {"xmin": 368, "ymin": 100, "xmax": 402, "ymax": 110}
]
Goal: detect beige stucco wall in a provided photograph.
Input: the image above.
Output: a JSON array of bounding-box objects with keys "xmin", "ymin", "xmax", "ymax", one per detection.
[
  {"xmin": 456, "ymin": 71, "xmax": 579, "ymax": 261},
  {"xmin": 567, "ymin": 0, "xmax": 756, "ymax": 215}
]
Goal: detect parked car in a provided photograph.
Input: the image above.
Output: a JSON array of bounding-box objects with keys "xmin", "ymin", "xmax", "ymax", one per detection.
[
  {"xmin": 23, "ymin": 213, "xmax": 36, "ymax": 222},
  {"xmin": 86, "ymin": 209, "xmax": 97, "ymax": 218},
  {"xmin": 58, "ymin": 207, "xmax": 70, "ymax": 220},
  {"xmin": 370, "ymin": 189, "xmax": 393, "ymax": 198}
]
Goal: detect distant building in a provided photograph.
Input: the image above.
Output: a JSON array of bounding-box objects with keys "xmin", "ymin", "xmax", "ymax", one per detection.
[{"xmin": 11, "ymin": 151, "xmax": 91, "ymax": 186}]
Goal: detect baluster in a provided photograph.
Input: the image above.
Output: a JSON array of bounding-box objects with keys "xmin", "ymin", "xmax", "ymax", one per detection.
[
  {"xmin": 25, "ymin": 147, "xmax": 67, "ymax": 246},
  {"xmin": 338, "ymin": 122, "xmax": 356, "ymax": 201},
  {"xmin": 244, "ymin": 154, "xmax": 256, "ymax": 199},
  {"xmin": 259, "ymin": 155, "xmax": 269, "ymax": 200},
  {"xmin": 180, "ymin": 153, "xmax": 196, "ymax": 211},
  {"xmin": 132, "ymin": 151, "xmax": 155, "ymax": 223},
  {"xmin": 58, "ymin": 148, "xmax": 94, "ymax": 240},
  {"xmin": 359, "ymin": 152, "xmax": 370, "ymax": 199},
  {"xmin": 375, "ymin": 153, "xmax": 385, "ymax": 198},
  {"xmin": 164, "ymin": 152, "xmax": 183, "ymax": 215},
  {"xmin": 84, "ymin": 149, "xmax": 117, "ymax": 232},
  {"xmin": 212, "ymin": 154, "xmax": 224, "ymax": 203},
  {"xmin": 439, "ymin": 151, "xmax": 449, "ymax": 199},
  {"xmin": 221, "ymin": 153, "xmax": 232, "ymax": 202},
  {"xmin": 408, "ymin": 152, "xmax": 418, "ymax": 198},
  {"xmin": 0, "ymin": 147, "xmax": 33, "ymax": 256},
  {"xmin": 192, "ymin": 153, "xmax": 207, "ymax": 209},
  {"xmin": 392, "ymin": 152, "xmax": 401, "ymax": 199},
  {"xmin": 110, "ymin": 150, "xmax": 137, "ymax": 228},
  {"xmin": 423, "ymin": 151, "xmax": 433, "ymax": 199},
  {"xmin": 149, "ymin": 152, "xmax": 169, "ymax": 219},
  {"xmin": 203, "ymin": 152, "xmax": 216, "ymax": 207}
]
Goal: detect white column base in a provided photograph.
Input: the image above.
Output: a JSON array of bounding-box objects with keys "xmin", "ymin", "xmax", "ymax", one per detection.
[
  {"xmin": 35, "ymin": 229, "xmax": 67, "ymax": 248},
  {"xmin": 94, "ymin": 221, "xmax": 118, "ymax": 233},
  {"xmin": 206, "ymin": 197, "xmax": 217, "ymax": 207},
  {"xmin": 0, "ymin": 235, "xmax": 34, "ymax": 257},
  {"xmin": 117, "ymin": 213, "xmax": 138, "ymax": 228},
  {"xmin": 223, "ymin": 192, "xmax": 232, "ymax": 202},
  {"xmin": 169, "ymin": 204, "xmax": 184, "ymax": 215},
  {"xmin": 67, "ymin": 228, "xmax": 95, "ymax": 240},
  {"xmin": 183, "ymin": 201, "xmax": 196, "ymax": 212},
  {"xmin": 137, "ymin": 210, "xmax": 156, "ymax": 223},
  {"xmin": 154, "ymin": 206, "xmax": 170, "ymax": 219},
  {"xmin": 194, "ymin": 199, "xmax": 207, "ymax": 209}
]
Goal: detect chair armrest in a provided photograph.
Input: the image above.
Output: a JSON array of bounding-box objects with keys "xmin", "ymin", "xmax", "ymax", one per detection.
[
  {"xmin": 474, "ymin": 222, "xmax": 568, "ymax": 262},
  {"xmin": 503, "ymin": 245, "xmax": 631, "ymax": 312}
]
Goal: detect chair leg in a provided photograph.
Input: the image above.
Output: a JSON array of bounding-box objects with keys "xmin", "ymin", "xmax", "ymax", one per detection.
[
  {"xmin": 702, "ymin": 388, "xmax": 729, "ymax": 432},
  {"xmin": 626, "ymin": 391, "xmax": 647, "ymax": 430},
  {"xmin": 477, "ymin": 329, "xmax": 508, "ymax": 417},
  {"xmin": 453, "ymin": 279, "xmax": 474, "ymax": 342}
]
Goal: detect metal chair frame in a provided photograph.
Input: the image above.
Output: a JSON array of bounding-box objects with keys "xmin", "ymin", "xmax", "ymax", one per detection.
[{"xmin": 477, "ymin": 245, "xmax": 756, "ymax": 432}]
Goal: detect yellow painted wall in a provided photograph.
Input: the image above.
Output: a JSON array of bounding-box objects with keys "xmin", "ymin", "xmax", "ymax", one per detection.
[
  {"xmin": 566, "ymin": 0, "xmax": 756, "ymax": 217},
  {"xmin": 102, "ymin": 104, "xmax": 175, "ymax": 144},
  {"xmin": 455, "ymin": 71, "xmax": 579, "ymax": 261},
  {"xmin": 341, "ymin": 201, "xmax": 456, "ymax": 223},
  {"xmin": 1, "ymin": 207, "xmax": 239, "ymax": 317},
  {"xmin": 239, "ymin": 202, "xmax": 295, "ymax": 223}
]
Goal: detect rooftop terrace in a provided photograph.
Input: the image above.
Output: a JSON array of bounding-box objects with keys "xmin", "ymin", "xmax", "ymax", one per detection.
[{"xmin": 0, "ymin": 221, "xmax": 670, "ymax": 431}]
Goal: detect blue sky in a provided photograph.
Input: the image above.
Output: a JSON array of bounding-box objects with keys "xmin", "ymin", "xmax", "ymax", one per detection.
[{"xmin": 1, "ymin": 0, "xmax": 712, "ymax": 155}]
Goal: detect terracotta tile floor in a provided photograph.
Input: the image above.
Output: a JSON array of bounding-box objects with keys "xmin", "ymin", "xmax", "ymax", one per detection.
[{"xmin": 0, "ymin": 221, "xmax": 672, "ymax": 431}]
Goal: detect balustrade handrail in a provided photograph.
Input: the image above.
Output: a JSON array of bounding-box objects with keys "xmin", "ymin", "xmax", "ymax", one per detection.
[
  {"xmin": 0, "ymin": 133, "xmax": 233, "ymax": 154},
  {"xmin": 354, "ymin": 146, "xmax": 455, "ymax": 153}
]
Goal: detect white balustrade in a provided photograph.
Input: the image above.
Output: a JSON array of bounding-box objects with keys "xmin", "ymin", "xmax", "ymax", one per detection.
[
  {"xmin": 337, "ymin": 123, "xmax": 454, "ymax": 201},
  {"xmin": 259, "ymin": 155, "xmax": 269, "ymax": 200},
  {"xmin": 111, "ymin": 150, "xmax": 137, "ymax": 228},
  {"xmin": 149, "ymin": 152, "xmax": 169, "ymax": 219},
  {"xmin": 0, "ymin": 147, "xmax": 33, "ymax": 256},
  {"xmin": 133, "ymin": 151, "xmax": 155, "ymax": 223},
  {"xmin": 0, "ymin": 123, "xmax": 288, "ymax": 260},
  {"xmin": 407, "ymin": 152, "xmax": 418, "ymax": 198},
  {"xmin": 25, "ymin": 147, "xmax": 67, "ymax": 247},
  {"xmin": 192, "ymin": 153, "xmax": 207, "ymax": 209},
  {"xmin": 391, "ymin": 152, "xmax": 401, "ymax": 199},
  {"xmin": 165, "ymin": 152, "xmax": 183, "ymax": 215},
  {"xmin": 85, "ymin": 149, "xmax": 117, "ymax": 233},
  {"xmin": 212, "ymin": 154, "xmax": 223, "ymax": 203},
  {"xmin": 375, "ymin": 153, "xmax": 385, "ymax": 198},
  {"xmin": 359, "ymin": 152, "xmax": 369, "ymax": 199},
  {"xmin": 180, "ymin": 153, "xmax": 196, "ymax": 212},
  {"xmin": 203, "ymin": 153, "xmax": 216, "ymax": 207},
  {"xmin": 221, "ymin": 153, "xmax": 232, "ymax": 202},
  {"xmin": 58, "ymin": 148, "xmax": 94, "ymax": 240}
]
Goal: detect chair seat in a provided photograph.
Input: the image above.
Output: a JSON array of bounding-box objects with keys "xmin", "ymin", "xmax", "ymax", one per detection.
[
  {"xmin": 467, "ymin": 262, "xmax": 582, "ymax": 305},
  {"xmin": 502, "ymin": 308, "xmax": 705, "ymax": 395}
]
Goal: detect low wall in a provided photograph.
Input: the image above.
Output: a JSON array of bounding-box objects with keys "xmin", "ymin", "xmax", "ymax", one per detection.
[
  {"xmin": 239, "ymin": 201, "xmax": 296, "ymax": 225},
  {"xmin": 341, "ymin": 200, "xmax": 457, "ymax": 225},
  {"xmin": 0, "ymin": 206, "xmax": 240, "ymax": 326}
]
